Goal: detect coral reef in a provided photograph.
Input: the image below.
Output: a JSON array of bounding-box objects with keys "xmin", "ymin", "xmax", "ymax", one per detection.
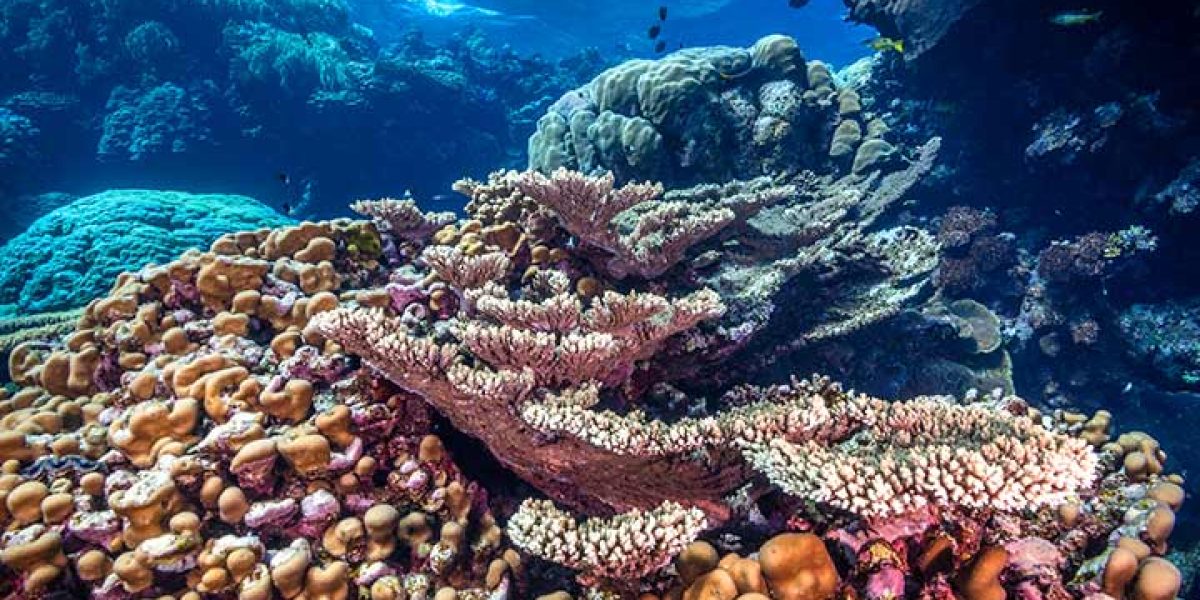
[
  {"xmin": 1118, "ymin": 299, "xmax": 1200, "ymax": 389},
  {"xmin": 840, "ymin": 7, "xmax": 1200, "ymax": 580},
  {"xmin": 97, "ymin": 82, "xmax": 215, "ymax": 162},
  {"xmin": 0, "ymin": 165, "xmax": 1186, "ymax": 598},
  {"xmin": 0, "ymin": 8, "xmax": 1195, "ymax": 597},
  {"xmin": 0, "ymin": 190, "xmax": 290, "ymax": 314},
  {"xmin": 0, "ymin": 213, "xmax": 519, "ymax": 599},
  {"xmin": 0, "ymin": 0, "xmax": 605, "ymax": 225}
]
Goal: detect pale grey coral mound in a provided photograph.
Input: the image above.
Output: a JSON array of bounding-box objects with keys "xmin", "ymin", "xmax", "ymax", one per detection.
[{"xmin": 529, "ymin": 35, "xmax": 891, "ymax": 186}]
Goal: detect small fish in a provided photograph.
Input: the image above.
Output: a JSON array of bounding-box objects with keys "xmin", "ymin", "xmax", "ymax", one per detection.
[
  {"xmin": 276, "ymin": 171, "xmax": 291, "ymax": 185},
  {"xmin": 863, "ymin": 36, "xmax": 904, "ymax": 53},
  {"xmin": 788, "ymin": 0, "xmax": 810, "ymax": 7},
  {"xmin": 281, "ymin": 201, "xmax": 292, "ymax": 215},
  {"xmin": 648, "ymin": 24, "xmax": 661, "ymax": 39},
  {"xmin": 655, "ymin": 40, "xmax": 667, "ymax": 53},
  {"xmin": 1050, "ymin": 10, "xmax": 1102, "ymax": 26},
  {"xmin": 658, "ymin": 5, "xmax": 668, "ymax": 20}
]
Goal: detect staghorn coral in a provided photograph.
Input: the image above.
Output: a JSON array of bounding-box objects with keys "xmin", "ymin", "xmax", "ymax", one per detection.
[
  {"xmin": 315, "ymin": 156, "xmax": 946, "ymax": 519},
  {"xmin": 514, "ymin": 168, "xmax": 764, "ymax": 279},
  {"xmin": 349, "ymin": 197, "xmax": 455, "ymax": 242}
]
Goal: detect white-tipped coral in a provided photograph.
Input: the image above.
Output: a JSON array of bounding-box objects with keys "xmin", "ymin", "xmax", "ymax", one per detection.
[
  {"xmin": 507, "ymin": 498, "xmax": 707, "ymax": 586},
  {"xmin": 743, "ymin": 395, "xmax": 1099, "ymax": 517}
]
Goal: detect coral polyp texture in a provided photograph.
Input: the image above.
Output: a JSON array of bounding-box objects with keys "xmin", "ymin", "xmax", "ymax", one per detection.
[
  {"xmin": 0, "ymin": 190, "xmax": 291, "ymax": 316},
  {"xmin": 529, "ymin": 34, "xmax": 893, "ymax": 186}
]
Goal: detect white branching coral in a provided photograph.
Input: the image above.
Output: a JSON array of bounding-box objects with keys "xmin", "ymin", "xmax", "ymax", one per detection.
[
  {"xmin": 506, "ymin": 498, "xmax": 707, "ymax": 586},
  {"xmin": 459, "ymin": 286, "xmax": 724, "ymax": 387},
  {"xmin": 468, "ymin": 283, "xmax": 582, "ymax": 332},
  {"xmin": 520, "ymin": 380, "xmax": 872, "ymax": 456},
  {"xmin": 743, "ymin": 396, "xmax": 1099, "ymax": 518},
  {"xmin": 420, "ymin": 246, "xmax": 511, "ymax": 289},
  {"xmin": 350, "ymin": 197, "xmax": 455, "ymax": 240}
]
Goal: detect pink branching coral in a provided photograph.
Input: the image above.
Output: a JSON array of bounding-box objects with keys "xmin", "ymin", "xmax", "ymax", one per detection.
[
  {"xmin": 350, "ymin": 197, "xmax": 455, "ymax": 240},
  {"xmin": 309, "ymin": 279, "xmax": 744, "ymax": 517},
  {"xmin": 743, "ymin": 394, "xmax": 1098, "ymax": 518},
  {"xmin": 506, "ymin": 498, "xmax": 707, "ymax": 587},
  {"xmin": 514, "ymin": 168, "xmax": 745, "ymax": 278}
]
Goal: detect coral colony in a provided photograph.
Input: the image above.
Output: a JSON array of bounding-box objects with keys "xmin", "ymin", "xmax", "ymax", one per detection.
[{"xmin": 0, "ymin": 35, "xmax": 1187, "ymax": 600}]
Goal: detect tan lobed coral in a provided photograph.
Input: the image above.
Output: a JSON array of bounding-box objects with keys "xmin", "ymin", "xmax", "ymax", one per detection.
[{"xmin": 0, "ymin": 212, "xmax": 516, "ymax": 599}]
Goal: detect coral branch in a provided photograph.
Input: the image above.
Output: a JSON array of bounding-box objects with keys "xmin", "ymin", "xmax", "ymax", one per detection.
[
  {"xmin": 743, "ymin": 395, "xmax": 1098, "ymax": 518},
  {"xmin": 506, "ymin": 498, "xmax": 707, "ymax": 587},
  {"xmin": 515, "ymin": 168, "xmax": 751, "ymax": 278},
  {"xmin": 350, "ymin": 197, "xmax": 455, "ymax": 240}
]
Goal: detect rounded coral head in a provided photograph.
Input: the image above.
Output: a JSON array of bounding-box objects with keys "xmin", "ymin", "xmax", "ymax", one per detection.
[
  {"xmin": 757, "ymin": 533, "xmax": 839, "ymax": 600},
  {"xmin": 1133, "ymin": 557, "xmax": 1181, "ymax": 600}
]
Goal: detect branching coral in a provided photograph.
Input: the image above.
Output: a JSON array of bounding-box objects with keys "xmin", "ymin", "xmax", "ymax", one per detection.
[
  {"xmin": 743, "ymin": 394, "xmax": 1098, "ymax": 518},
  {"xmin": 349, "ymin": 197, "xmax": 455, "ymax": 241},
  {"xmin": 515, "ymin": 168, "xmax": 702, "ymax": 278},
  {"xmin": 310, "ymin": 280, "xmax": 743, "ymax": 517},
  {"xmin": 507, "ymin": 499, "xmax": 706, "ymax": 587}
]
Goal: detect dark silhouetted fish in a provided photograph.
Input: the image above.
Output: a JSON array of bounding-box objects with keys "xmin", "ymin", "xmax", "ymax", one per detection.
[
  {"xmin": 655, "ymin": 40, "xmax": 667, "ymax": 53},
  {"xmin": 276, "ymin": 171, "xmax": 290, "ymax": 185},
  {"xmin": 659, "ymin": 5, "xmax": 668, "ymax": 20},
  {"xmin": 648, "ymin": 24, "xmax": 661, "ymax": 39},
  {"xmin": 789, "ymin": 0, "xmax": 810, "ymax": 8}
]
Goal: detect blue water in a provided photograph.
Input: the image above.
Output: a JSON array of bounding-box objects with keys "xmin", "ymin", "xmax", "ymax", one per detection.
[{"xmin": 355, "ymin": 0, "xmax": 871, "ymax": 66}]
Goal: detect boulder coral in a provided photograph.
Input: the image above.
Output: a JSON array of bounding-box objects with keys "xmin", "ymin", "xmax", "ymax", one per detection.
[
  {"xmin": 529, "ymin": 35, "xmax": 898, "ymax": 186},
  {"xmin": 0, "ymin": 190, "xmax": 290, "ymax": 314}
]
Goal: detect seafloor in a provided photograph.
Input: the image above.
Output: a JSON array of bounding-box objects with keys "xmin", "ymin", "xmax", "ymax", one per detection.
[{"xmin": 0, "ymin": 0, "xmax": 1197, "ymax": 599}]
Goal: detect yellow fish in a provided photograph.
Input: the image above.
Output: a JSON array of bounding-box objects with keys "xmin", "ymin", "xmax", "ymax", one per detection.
[
  {"xmin": 1050, "ymin": 10, "xmax": 1102, "ymax": 26},
  {"xmin": 863, "ymin": 36, "xmax": 904, "ymax": 54}
]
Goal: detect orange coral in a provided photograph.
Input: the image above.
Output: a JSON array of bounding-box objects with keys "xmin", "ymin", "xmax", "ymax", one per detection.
[{"xmin": 758, "ymin": 533, "xmax": 839, "ymax": 600}]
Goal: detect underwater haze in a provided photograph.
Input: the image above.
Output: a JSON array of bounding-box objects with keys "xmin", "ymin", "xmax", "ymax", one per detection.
[{"xmin": 1, "ymin": 1, "xmax": 1199, "ymax": 599}]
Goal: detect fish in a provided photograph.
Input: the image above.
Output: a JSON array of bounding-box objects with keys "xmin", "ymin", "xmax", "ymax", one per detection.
[
  {"xmin": 276, "ymin": 171, "xmax": 291, "ymax": 185},
  {"xmin": 281, "ymin": 201, "xmax": 292, "ymax": 216},
  {"xmin": 659, "ymin": 5, "xmax": 668, "ymax": 20},
  {"xmin": 863, "ymin": 36, "xmax": 904, "ymax": 54},
  {"xmin": 655, "ymin": 40, "xmax": 667, "ymax": 53},
  {"xmin": 648, "ymin": 24, "xmax": 661, "ymax": 39},
  {"xmin": 788, "ymin": 0, "xmax": 810, "ymax": 7},
  {"xmin": 1050, "ymin": 10, "xmax": 1102, "ymax": 26}
]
